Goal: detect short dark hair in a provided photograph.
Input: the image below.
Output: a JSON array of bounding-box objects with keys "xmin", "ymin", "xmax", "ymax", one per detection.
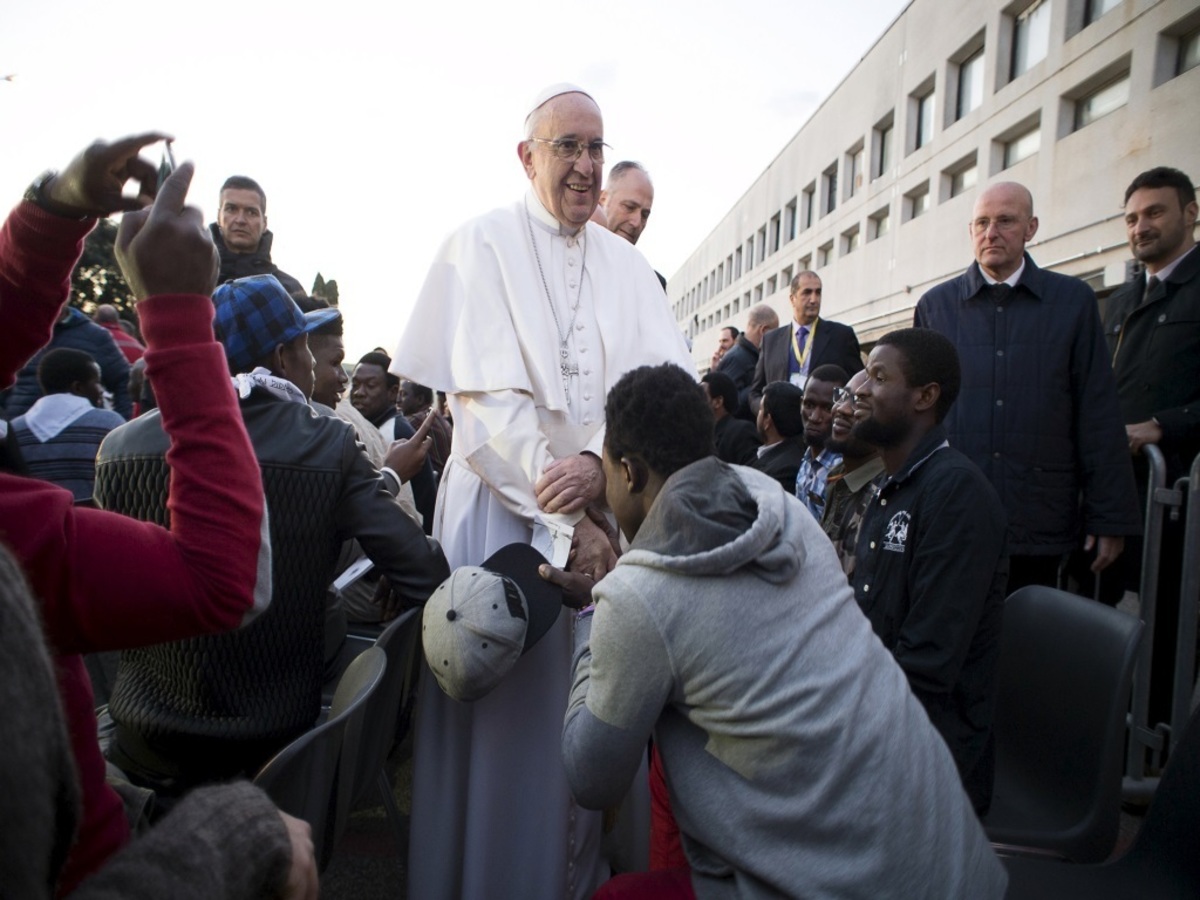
[
  {"xmin": 293, "ymin": 295, "xmax": 344, "ymax": 338},
  {"xmin": 789, "ymin": 270, "xmax": 820, "ymax": 294},
  {"xmin": 875, "ymin": 327, "xmax": 961, "ymax": 422},
  {"xmin": 701, "ymin": 371, "xmax": 738, "ymax": 412},
  {"xmin": 357, "ymin": 350, "xmax": 399, "ymax": 389},
  {"xmin": 721, "ymin": 325, "xmax": 740, "ymax": 340},
  {"xmin": 605, "ymin": 364, "xmax": 712, "ymax": 478},
  {"xmin": 220, "ymin": 175, "xmax": 267, "ymax": 212},
  {"xmin": 761, "ymin": 381, "xmax": 804, "ymax": 437},
  {"xmin": 1124, "ymin": 167, "xmax": 1196, "ymax": 209},
  {"xmin": 37, "ymin": 348, "xmax": 97, "ymax": 395},
  {"xmin": 807, "ymin": 364, "xmax": 849, "ymax": 387},
  {"xmin": 403, "ymin": 380, "xmax": 434, "ymax": 406}
]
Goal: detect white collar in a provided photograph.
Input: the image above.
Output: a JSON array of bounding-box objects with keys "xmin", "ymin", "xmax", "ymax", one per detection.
[
  {"xmin": 980, "ymin": 258, "xmax": 1025, "ymax": 287},
  {"xmin": 1147, "ymin": 244, "xmax": 1196, "ymax": 281},
  {"xmin": 525, "ymin": 188, "xmax": 587, "ymax": 238},
  {"xmin": 22, "ymin": 393, "xmax": 97, "ymax": 442},
  {"xmin": 231, "ymin": 367, "xmax": 309, "ymax": 406}
]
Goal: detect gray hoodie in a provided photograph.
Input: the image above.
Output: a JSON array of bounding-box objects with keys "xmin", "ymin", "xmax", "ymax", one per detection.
[{"xmin": 563, "ymin": 457, "xmax": 1006, "ymax": 899}]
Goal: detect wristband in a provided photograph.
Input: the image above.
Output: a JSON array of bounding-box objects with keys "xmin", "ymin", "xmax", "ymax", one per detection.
[{"xmin": 23, "ymin": 170, "xmax": 89, "ymax": 220}]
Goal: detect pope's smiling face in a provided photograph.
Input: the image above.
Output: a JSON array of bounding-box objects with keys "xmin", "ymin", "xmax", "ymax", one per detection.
[{"xmin": 520, "ymin": 92, "xmax": 604, "ymax": 232}]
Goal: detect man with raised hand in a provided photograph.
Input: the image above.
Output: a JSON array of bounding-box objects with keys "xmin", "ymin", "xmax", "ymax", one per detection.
[
  {"xmin": 0, "ymin": 133, "xmax": 316, "ymax": 897},
  {"xmin": 391, "ymin": 83, "xmax": 693, "ymax": 899}
]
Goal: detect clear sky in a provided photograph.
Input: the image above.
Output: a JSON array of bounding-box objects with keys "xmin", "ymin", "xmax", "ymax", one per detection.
[{"xmin": 1, "ymin": 0, "xmax": 908, "ymax": 359}]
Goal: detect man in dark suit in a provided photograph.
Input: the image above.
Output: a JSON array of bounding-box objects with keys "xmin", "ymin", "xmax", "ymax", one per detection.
[
  {"xmin": 748, "ymin": 271, "xmax": 863, "ymax": 414},
  {"xmin": 750, "ymin": 381, "xmax": 807, "ymax": 494},
  {"xmin": 1104, "ymin": 165, "xmax": 1199, "ymax": 729},
  {"xmin": 701, "ymin": 371, "xmax": 760, "ymax": 465},
  {"xmin": 716, "ymin": 303, "xmax": 779, "ymax": 420}
]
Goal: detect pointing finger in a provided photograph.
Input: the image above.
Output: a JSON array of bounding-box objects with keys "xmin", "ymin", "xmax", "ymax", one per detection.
[{"xmin": 148, "ymin": 161, "xmax": 194, "ymax": 221}]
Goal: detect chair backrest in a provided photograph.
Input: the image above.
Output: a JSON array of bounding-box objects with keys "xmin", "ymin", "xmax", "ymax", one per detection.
[
  {"xmin": 987, "ymin": 585, "xmax": 1143, "ymax": 861},
  {"xmin": 254, "ymin": 646, "xmax": 385, "ymax": 870},
  {"xmin": 1124, "ymin": 703, "xmax": 1200, "ymax": 888},
  {"xmin": 346, "ymin": 609, "xmax": 422, "ymax": 810}
]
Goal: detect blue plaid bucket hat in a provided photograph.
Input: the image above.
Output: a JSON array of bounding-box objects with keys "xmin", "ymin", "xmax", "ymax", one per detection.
[{"xmin": 212, "ymin": 275, "xmax": 341, "ymax": 373}]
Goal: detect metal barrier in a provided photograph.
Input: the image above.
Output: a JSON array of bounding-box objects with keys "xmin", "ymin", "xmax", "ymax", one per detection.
[{"xmin": 1123, "ymin": 446, "xmax": 1200, "ymax": 797}]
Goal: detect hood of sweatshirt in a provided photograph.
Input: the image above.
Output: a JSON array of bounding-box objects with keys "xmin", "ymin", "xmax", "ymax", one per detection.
[{"xmin": 622, "ymin": 455, "xmax": 804, "ymax": 585}]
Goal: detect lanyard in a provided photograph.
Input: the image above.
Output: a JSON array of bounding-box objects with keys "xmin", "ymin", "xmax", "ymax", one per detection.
[{"xmin": 791, "ymin": 319, "xmax": 819, "ymax": 369}]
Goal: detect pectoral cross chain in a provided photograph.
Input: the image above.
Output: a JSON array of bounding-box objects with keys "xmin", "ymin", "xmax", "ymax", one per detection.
[{"xmin": 560, "ymin": 347, "xmax": 578, "ymax": 406}]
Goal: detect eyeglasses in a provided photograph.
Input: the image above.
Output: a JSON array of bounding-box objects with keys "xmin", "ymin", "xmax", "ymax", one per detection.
[
  {"xmin": 528, "ymin": 137, "xmax": 609, "ymax": 163},
  {"xmin": 832, "ymin": 386, "xmax": 857, "ymax": 406},
  {"xmin": 971, "ymin": 216, "xmax": 1024, "ymax": 235}
]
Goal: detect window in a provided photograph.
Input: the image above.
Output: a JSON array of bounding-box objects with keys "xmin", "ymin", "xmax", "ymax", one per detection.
[
  {"xmin": 817, "ymin": 241, "xmax": 834, "ymax": 268},
  {"xmin": 734, "ymin": 247, "xmax": 743, "ymax": 279},
  {"xmin": 841, "ymin": 226, "xmax": 860, "ymax": 256},
  {"xmin": 822, "ymin": 162, "xmax": 838, "ymax": 216},
  {"xmin": 904, "ymin": 182, "xmax": 931, "ymax": 222},
  {"xmin": 1084, "ymin": 0, "xmax": 1121, "ymax": 27},
  {"xmin": 872, "ymin": 112, "xmax": 894, "ymax": 179},
  {"xmin": 869, "ymin": 206, "xmax": 891, "ymax": 240},
  {"xmin": 1011, "ymin": 1, "xmax": 1051, "ymax": 80},
  {"xmin": 754, "ymin": 284, "xmax": 763, "ymax": 304},
  {"xmin": 944, "ymin": 153, "xmax": 979, "ymax": 199},
  {"xmin": 757, "ymin": 226, "xmax": 767, "ymax": 264},
  {"xmin": 1073, "ymin": 73, "xmax": 1130, "ymax": 130},
  {"xmin": 767, "ymin": 275, "xmax": 778, "ymax": 295},
  {"xmin": 743, "ymin": 291, "xmax": 751, "ymax": 310},
  {"xmin": 733, "ymin": 297, "xmax": 741, "ymax": 314},
  {"xmin": 846, "ymin": 143, "xmax": 865, "ymax": 199},
  {"xmin": 780, "ymin": 265, "xmax": 793, "ymax": 289},
  {"xmin": 955, "ymin": 47, "xmax": 985, "ymax": 120},
  {"xmin": 784, "ymin": 199, "xmax": 798, "ymax": 243},
  {"xmin": 1181, "ymin": 27, "xmax": 1200, "ymax": 74},
  {"xmin": 995, "ymin": 117, "xmax": 1041, "ymax": 169},
  {"xmin": 770, "ymin": 213, "xmax": 782, "ymax": 254},
  {"xmin": 746, "ymin": 237, "xmax": 755, "ymax": 272},
  {"xmin": 801, "ymin": 183, "xmax": 816, "ymax": 229},
  {"xmin": 908, "ymin": 78, "xmax": 936, "ymax": 153},
  {"xmin": 799, "ymin": 254, "xmax": 812, "ymax": 272},
  {"xmin": 725, "ymin": 255, "xmax": 733, "ymax": 287}
]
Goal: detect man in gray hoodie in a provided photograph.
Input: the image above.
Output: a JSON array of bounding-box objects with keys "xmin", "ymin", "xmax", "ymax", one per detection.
[{"xmin": 557, "ymin": 363, "xmax": 1006, "ymax": 899}]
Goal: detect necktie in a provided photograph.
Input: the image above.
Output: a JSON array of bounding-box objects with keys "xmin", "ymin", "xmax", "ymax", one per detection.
[
  {"xmin": 988, "ymin": 283, "xmax": 1012, "ymax": 303},
  {"xmin": 1143, "ymin": 274, "xmax": 1160, "ymax": 304}
]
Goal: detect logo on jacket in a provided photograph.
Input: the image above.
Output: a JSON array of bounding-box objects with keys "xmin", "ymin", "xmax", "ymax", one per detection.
[{"xmin": 883, "ymin": 511, "xmax": 910, "ymax": 553}]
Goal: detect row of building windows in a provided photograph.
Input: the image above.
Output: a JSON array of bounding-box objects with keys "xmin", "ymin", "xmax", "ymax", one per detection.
[{"xmin": 673, "ymin": 2, "xmax": 1199, "ymax": 325}]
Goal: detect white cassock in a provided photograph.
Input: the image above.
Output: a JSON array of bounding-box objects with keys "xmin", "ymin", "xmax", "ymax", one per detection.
[{"xmin": 393, "ymin": 190, "xmax": 693, "ymax": 900}]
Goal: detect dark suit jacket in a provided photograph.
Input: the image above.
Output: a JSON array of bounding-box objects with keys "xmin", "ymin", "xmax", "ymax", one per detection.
[
  {"xmin": 1104, "ymin": 247, "xmax": 1200, "ymax": 484},
  {"xmin": 713, "ymin": 415, "xmax": 761, "ymax": 466},
  {"xmin": 748, "ymin": 318, "xmax": 863, "ymax": 412},
  {"xmin": 748, "ymin": 436, "xmax": 807, "ymax": 495},
  {"xmin": 715, "ymin": 335, "xmax": 760, "ymax": 419}
]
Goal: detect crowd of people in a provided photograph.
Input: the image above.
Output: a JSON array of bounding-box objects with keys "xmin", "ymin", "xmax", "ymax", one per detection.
[{"xmin": 0, "ymin": 79, "xmax": 1196, "ymax": 899}]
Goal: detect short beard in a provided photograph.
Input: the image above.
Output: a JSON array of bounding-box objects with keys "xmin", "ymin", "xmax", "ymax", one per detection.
[
  {"xmin": 854, "ymin": 416, "xmax": 908, "ymax": 450},
  {"xmin": 804, "ymin": 430, "xmax": 826, "ymax": 451}
]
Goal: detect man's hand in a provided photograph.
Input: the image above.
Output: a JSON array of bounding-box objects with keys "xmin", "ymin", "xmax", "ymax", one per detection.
[
  {"xmin": 536, "ymin": 452, "xmax": 605, "ymax": 515},
  {"xmin": 278, "ymin": 811, "xmax": 319, "ymax": 900},
  {"xmin": 372, "ymin": 573, "xmax": 414, "ymax": 622},
  {"xmin": 1126, "ymin": 420, "xmax": 1163, "ymax": 456},
  {"xmin": 538, "ymin": 563, "xmax": 597, "ymax": 610},
  {"xmin": 568, "ymin": 508, "xmax": 619, "ymax": 581},
  {"xmin": 43, "ymin": 132, "xmax": 171, "ymax": 218},
  {"xmin": 1083, "ymin": 534, "xmax": 1125, "ymax": 573},
  {"xmin": 384, "ymin": 411, "xmax": 434, "ymax": 482},
  {"xmin": 114, "ymin": 162, "xmax": 218, "ymax": 300}
]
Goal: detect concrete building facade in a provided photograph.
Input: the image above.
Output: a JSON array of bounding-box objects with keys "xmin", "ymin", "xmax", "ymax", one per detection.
[{"xmin": 671, "ymin": 0, "xmax": 1200, "ymax": 369}]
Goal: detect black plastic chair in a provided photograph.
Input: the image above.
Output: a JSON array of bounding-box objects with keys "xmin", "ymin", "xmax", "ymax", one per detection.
[
  {"xmin": 335, "ymin": 608, "xmax": 423, "ymax": 855},
  {"xmin": 983, "ymin": 585, "xmax": 1143, "ymax": 863},
  {"xmin": 254, "ymin": 646, "xmax": 385, "ymax": 871},
  {"xmin": 1003, "ymin": 703, "xmax": 1200, "ymax": 897}
]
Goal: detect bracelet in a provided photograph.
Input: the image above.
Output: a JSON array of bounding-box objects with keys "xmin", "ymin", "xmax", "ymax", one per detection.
[
  {"xmin": 575, "ymin": 603, "xmax": 596, "ymax": 620},
  {"xmin": 23, "ymin": 170, "xmax": 89, "ymax": 220}
]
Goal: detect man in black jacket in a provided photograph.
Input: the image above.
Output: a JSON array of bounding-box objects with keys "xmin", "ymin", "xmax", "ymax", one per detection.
[
  {"xmin": 852, "ymin": 327, "xmax": 1007, "ymax": 815},
  {"xmin": 716, "ymin": 302, "xmax": 778, "ymax": 419},
  {"xmin": 748, "ymin": 272, "xmax": 863, "ymax": 414},
  {"xmin": 749, "ymin": 380, "xmax": 807, "ymax": 495},
  {"xmin": 209, "ymin": 176, "xmax": 304, "ymax": 295},
  {"xmin": 97, "ymin": 274, "xmax": 449, "ymax": 801},
  {"xmin": 701, "ymin": 371, "xmax": 759, "ymax": 465},
  {"xmin": 1105, "ymin": 166, "xmax": 1199, "ymax": 727},
  {"xmin": 916, "ymin": 181, "xmax": 1139, "ymax": 595}
]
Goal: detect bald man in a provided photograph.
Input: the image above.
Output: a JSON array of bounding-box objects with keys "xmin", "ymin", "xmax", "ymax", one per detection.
[
  {"xmin": 599, "ymin": 160, "xmax": 654, "ymax": 246},
  {"xmin": 915, "ymin": 181, "xmax": 1138, "ymax": 595}
]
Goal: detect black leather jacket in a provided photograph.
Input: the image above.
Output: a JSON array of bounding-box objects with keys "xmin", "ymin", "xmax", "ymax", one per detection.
[{"xmin": 95, "ymin": 387, "xmax": 448, "ymax": 772}]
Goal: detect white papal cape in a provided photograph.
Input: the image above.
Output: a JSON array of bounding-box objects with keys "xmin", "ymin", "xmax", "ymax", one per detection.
[{"xmin": 393, "ymin": 191, "xmax": 693, "ymax": 900}]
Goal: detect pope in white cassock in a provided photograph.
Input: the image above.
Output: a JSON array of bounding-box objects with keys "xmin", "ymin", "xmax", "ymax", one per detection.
[{"xmin": 392, "ymin": 85, "xmax": 694, "ymax": 899}]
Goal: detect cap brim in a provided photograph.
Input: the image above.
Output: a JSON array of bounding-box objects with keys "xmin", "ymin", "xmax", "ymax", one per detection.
[
  {"xmin": 481, "ymin": 543, "xmax": 563, "ymax": 653},
  {"xmin": 302, "ymin": 308, "xmax": 342, "ymax": 333}
]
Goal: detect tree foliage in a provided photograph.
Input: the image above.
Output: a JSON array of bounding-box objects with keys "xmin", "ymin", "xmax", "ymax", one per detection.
[
  {"xmin": 312, "ymin": 272, "xmax": 339, "ymax": 306},
  {"xmin": 69, "ymin": 218, "xmax": 136, "ymax": 321}
]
